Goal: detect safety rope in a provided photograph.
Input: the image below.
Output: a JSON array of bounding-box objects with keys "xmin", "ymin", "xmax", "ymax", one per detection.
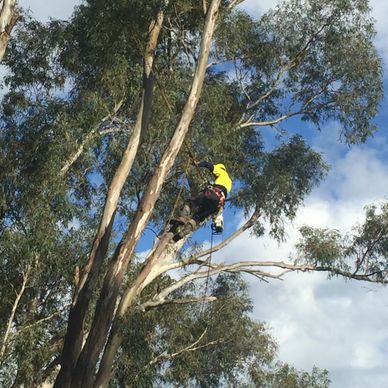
[
  {"xmin": 199, "ymin": 229, "xmax": 215, "ymax": 317},
  {"xmin": 185, "ymin": 146, "xmax": 208, "ymax": 185}
]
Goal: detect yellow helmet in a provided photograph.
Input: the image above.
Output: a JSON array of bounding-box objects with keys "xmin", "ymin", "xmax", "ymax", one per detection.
[{"xmin": 215, "ymin": 163, "xmax": 226, "ymax": 171}]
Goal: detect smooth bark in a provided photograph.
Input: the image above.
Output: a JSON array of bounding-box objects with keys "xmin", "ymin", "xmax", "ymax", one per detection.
[
  {"xmin": 54, "ymin": 10, "xmax": 164, "ymax": 388},
  {"xmin": 72, "ymin": 2, "xmax": 222, "ymax": 386},
  {"xmin": 0, "ymin": 0, "xmax": 18, "ymax": 62}
]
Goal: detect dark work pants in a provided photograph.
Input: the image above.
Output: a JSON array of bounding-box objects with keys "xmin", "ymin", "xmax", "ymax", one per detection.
[{"xmin": 192, "ymin": 188, "xmax": 220, "ymax": 223}]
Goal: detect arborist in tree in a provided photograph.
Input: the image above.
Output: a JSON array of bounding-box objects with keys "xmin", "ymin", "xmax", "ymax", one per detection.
[{"xmin": 171, "ymin": 161, "xmax": 232, "ymax": 240}]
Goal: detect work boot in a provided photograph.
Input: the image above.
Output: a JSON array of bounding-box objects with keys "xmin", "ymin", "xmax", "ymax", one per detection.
[
  {"xmin": 168, "ymin": 216, "xmax": 186, "ymax": 234},
  {"xmin": 179, "ymin": 204, "xmax": 191, "ymax": 217}
]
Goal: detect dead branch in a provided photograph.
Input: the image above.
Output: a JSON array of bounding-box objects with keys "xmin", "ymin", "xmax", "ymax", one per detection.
[{"xmin": 134, "ymin": 328, "xmax": 226, "ymax": 381}]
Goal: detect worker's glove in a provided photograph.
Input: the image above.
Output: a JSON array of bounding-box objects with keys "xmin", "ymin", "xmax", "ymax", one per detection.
[{"xmin": 198, "ymin": 161, "xmax": 212, "ymax": 170}]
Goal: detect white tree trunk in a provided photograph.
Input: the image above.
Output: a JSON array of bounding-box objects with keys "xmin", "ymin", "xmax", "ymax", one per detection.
[
  {"xmin": 84, "ymin": 1, "xmax": 222, "ymax": 386},
  {"xmin": 0, "ymin": 0, "xmax": 18, "ymax": 62}
]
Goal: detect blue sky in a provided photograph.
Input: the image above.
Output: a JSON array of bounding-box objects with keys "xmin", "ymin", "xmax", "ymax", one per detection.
[
  {"xmin": 230, "ymin": 3, "xmax": 388, "ymax": 387},
  {"xmin": 18, "ymin": 0, "xmax": 388, "ymax": 387}
]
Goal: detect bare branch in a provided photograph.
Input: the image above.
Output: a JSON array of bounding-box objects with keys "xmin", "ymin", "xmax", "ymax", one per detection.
[
  {"xmin": 237, "ymin": 19, "xmax": 333, "ymax": 127},
  {"xmin": 209, "ymin": 259, "xmax": 388, "ymax": 284},
  {"xmin": 238, "ymin": 79, "xmax": 337, "ymax": 130},
  {"xmin": 206, "ymin": 60, "xmax": 219, "ymax": 69},
  {"xmin": 227, "ymin": 0, "xmax": 245, "ymax": 10},
  {"xmin": 152, "ymin": 328, "xmax": 208, "ymax": 365},
  {"xmin": 186, "ymin": 210, "xmax": 259, "ymax": 262},
  {"xmin": 146, "ymin": 257, "xmax": 387, "ymax": 310},
  {"xmin": 59, "ymin": 124, "xmax": 125, "ymax": 176},
  {"xmin": 59, "ymin": 101, "xmax": 125, "ymax": 177},
  {"xmin": 203, "ymin": 0, "xmax": 208, "ymax": 15},
  {"xmin": 19, "ymin": 304, "xmax": 71, "ymax": 333},
  {"xmin": 139, "ymin": 296, "xmax": 217, "ymax": 311},
  {"xmin": 136, "ymin": 210, "xmax": 259, "ymax": 281},
  {"xmin": 0, "ymin": 263, "xmax": 31, "ymax": 360},
  {"xmin": 237, "ymin": 113, "xmax": 299, "ymax": 129},
  {"xmin": 135, "ymin": 328, "xmax": 226, "ymax": 382}
]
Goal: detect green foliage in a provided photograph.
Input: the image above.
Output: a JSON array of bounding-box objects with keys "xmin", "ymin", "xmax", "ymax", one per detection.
[
  {"xmin": 111, "ymin": 273, "xmax": 328, "ymax": 387},
  {"xmin": 251, "ymin": 364, "xmax": 330, "ymax": 388},
  {"xmin": 296, "ymin": 202, "xmax": 388, "ymax": 281},
  {"xmin": 217, "ymin": 0, "xmax": 382, "ymax": 143},
  {"xmin": 230, "ymin": 135, "xmax": 328, "ymax": 239},
  {"xmin": 297, "ymin": 227, "xmax": 345, "ymax": 266},
  {"xmin": 0, "ymin": 0, "xmax": 383, "ymax": 385}
]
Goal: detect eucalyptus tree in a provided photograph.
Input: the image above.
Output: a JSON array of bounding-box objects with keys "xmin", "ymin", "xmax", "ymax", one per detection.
[
  {"xmin": 0, "ymin": 0, "xmax": 384, "ymax": 386},
  {"xmin": 0, "ymin": 0, "xmax": 19, "ymax": 61}
]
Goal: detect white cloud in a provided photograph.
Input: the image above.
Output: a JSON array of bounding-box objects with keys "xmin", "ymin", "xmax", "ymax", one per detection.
[
  {"xmin": 334, "ymin": 148, "xmax": 388, "ymax": 203},
  {"xmin": 370, "ymin": 0, "xmax": 388, "ymax": 70},
  {"xmin": 220, "ymin": 138, "xmax": 388, "ymax": 387}
]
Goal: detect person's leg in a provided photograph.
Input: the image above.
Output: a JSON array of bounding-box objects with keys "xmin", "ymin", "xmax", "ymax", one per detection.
[
  {"xmin": 212, "ymin": 206, "xmax": 224, "ymax": 233},
  {"xmin": 193, "ymin": 192, "xmax": 219, "ymax": 223},
  {"xmin": 172, "ymin": 190, "xmax": 219, "ymax": 241}
]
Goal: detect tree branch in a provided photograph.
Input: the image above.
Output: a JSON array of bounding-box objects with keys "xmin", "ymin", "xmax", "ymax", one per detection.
[
  {"xmin": 0, "ymin": 263, "xmax": 31, "ymax": 361},
  {"xmin": 206, "ymin": 259, "xmax": 388, "ymax": 283},
  {"xmin": 238, "ymin": 79, "xmax": 337, "ymax": 130},
  {"xmin": 59, "ymin": 100, "xmax": 125, "ymax": 177},
  {"xmin": 227, "ymin": 0, "xmax": 246, "ymax": 10},
  {"xmin": 135, "ymin": 328, "xmax": 226, "ymax": 381},
  {"xmin": 143, "ymin": 257, "xmax": 387, "ymax": 312},
  {"xmin": 186, "ymin": 210, "xmax": 259, "ymax": 262},
  {"xmin": 237, "ymin": 113, "xmax": 300, "ymax": 129},
  {"xmin": 237, "ymin": 19, "xmax": 333, "ymax": 126},
  {"xmin": 139, "ymin": 296, "xmax": 217, "ymax": 310},
  {"xmin": 92, "ymin": 3, "xmax": 223, "ymax": 385},
  {"xmin": 19, "ymin": 304, "xmax": 70, "ymax": 333},
  {"xmin": 56, "ymin": 8, "xmax": 165, "ymax": 388}
]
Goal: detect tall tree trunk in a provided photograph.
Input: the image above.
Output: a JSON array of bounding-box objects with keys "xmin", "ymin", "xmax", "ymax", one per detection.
[
  {"xmin": 71, "ymin": 1, "xmax": 221, "ymax": 386},
  {"xmin": 0, "ymin": 0, "xmax": 18, "ymax": 62},
  {"xmin": 94, "ymin": 231, "xmax": 188, "ymax": 386},
  {"xmin": 54, "ymin": 10, "xmax": 164, "ymax": 388}
]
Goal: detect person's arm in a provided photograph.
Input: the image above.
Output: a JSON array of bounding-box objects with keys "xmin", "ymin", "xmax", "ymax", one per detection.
[{"xmin": 198, "ymin": 161, "xmax": 214, "ymax": 172}]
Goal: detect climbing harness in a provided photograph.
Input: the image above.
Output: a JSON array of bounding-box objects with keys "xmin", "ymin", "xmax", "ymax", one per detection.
[{"xmin": 211, "ymin": 185, "xmax": 226, "ymax": 207}]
